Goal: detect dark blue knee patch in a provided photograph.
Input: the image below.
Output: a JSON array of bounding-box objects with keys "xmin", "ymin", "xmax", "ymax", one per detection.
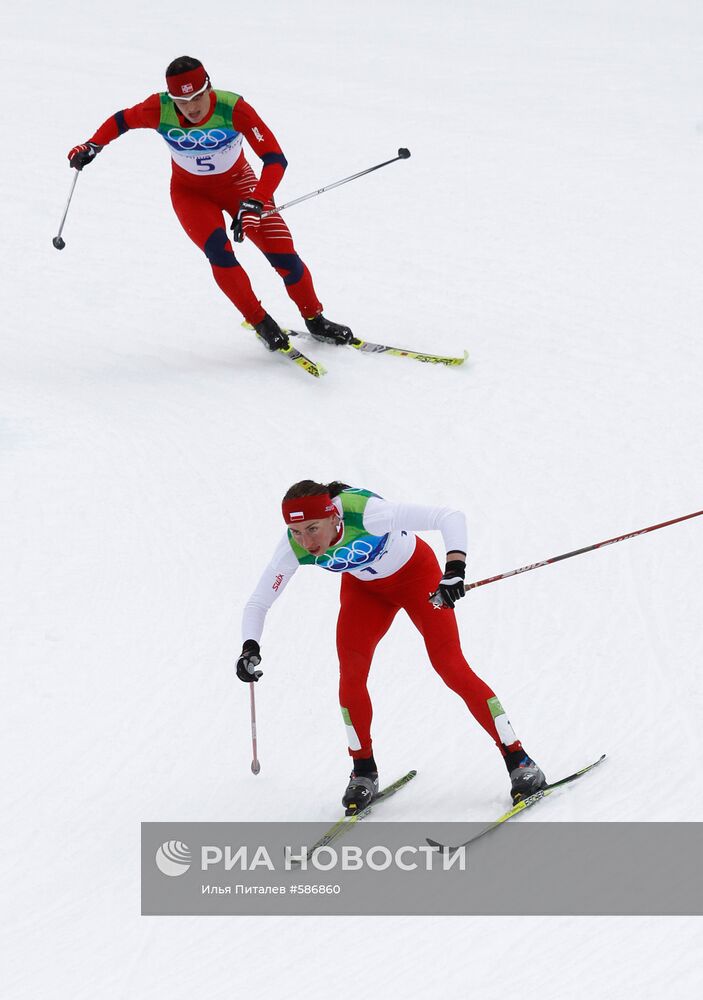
[
  {"xmin": 264, "ymin": 252, "xmax": 304, "ymax": 286},
  {"xmin": 204, "ymin": 228, "xmax": 239, "ymax": 268}
]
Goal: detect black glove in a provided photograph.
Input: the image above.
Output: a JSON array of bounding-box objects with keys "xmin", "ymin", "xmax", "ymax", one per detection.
[
  {"xmin": 437, "ymin": 559, "xmax": 466, "ymax": 609},
  {"xmin": 67, "ymin": 142, "xmax": 103, "ymax": 170},
  {"xmin": 236, "ymin": 640, "xmax": 263, "ymax": 682},
  {"xmin": 231, "ymin": 198, "xmax": 264, "ymax": 243}
]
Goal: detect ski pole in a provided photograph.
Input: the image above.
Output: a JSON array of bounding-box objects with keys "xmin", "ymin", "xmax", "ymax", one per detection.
[
  {"xmin": 260, "ymin": 147, "xmax": 411, "ymax": 219},
  {"xmin": 249, "ymin": 684, "xmax": 261, "ymax": 775},
  {"xmin": 430, "ymin": 509, "xmax": 703, "ymax": 606},
  {"xmin": 52, "ymin": 170, "xmax": 80, "ymax": 250}
]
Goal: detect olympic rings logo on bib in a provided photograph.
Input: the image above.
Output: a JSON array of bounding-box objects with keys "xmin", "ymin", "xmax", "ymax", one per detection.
[
  {"xmin": 166, "ymin": 127, "xmax": 232, "ymax": 150},
  {"xmin": 315, "ymin": 537, "xmax": 386, "ymax": 572}
]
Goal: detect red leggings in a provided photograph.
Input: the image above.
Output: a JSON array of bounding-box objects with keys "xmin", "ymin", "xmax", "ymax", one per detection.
[
  {"xmin": 336, "ymin": 538, "xmax": 520, "ymax": 761},
  {"xmin": 170, "ymin": 160, "xmax": 322, "ymax": 326}
]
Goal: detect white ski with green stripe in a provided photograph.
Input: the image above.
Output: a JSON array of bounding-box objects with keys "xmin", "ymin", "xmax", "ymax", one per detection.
[
  {"xmin": 426, "ymin": 754, "xmax": 607, "ymax": 853},
  {"xmin": 290, "ymin": 769, "xmax": 418, "ymax": 866}
]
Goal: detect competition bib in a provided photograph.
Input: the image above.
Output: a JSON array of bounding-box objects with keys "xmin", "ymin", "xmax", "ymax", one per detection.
[
  {"xmin": 158, "ymin": 90, "xmax": 244, "ymax": 176},
  {"xmin": 162, "ymin": 126, "xmax": 243, "ymax": 175}
]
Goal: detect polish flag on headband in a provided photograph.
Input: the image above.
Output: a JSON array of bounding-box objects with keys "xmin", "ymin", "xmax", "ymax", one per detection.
[
  {"xmin": 282, "ymin": 494, "xmax": 337, "ymax": 524},
  {"xmin": 166, "ymin": 64, "xmax": 209, "ymax": 100}
]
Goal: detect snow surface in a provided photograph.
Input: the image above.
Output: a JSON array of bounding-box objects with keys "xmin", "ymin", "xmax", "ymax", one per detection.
[{"xmin": 3, "ymin": 0, "xmax": 703, "ymax": 996}]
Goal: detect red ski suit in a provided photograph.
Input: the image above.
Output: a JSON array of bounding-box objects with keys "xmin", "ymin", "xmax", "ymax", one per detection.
[
  {"xmin": 242, "ymin": 494, "xmax": 526, "ymax": 767},
  {"xmin": 337, "ymin": 538, "xmax": 508, "ymax": 760},
  {"xmin": 89, "ymin": 92, "xmax": 323, "ymax": 325}
]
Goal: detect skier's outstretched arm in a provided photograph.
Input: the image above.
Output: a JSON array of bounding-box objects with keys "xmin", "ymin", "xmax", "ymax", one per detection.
[
  {"xmin": 67, "ymin": 94, "xmax": 161, "ymax": 169},
  {"xmin": 236, "ymin": 536, "xmax": 299, "ymax": 682}
]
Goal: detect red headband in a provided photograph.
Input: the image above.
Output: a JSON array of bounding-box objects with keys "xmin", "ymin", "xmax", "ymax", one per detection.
[
  {"xmin": 166, "ymin": 65, "xmax": 208, "ymax": 100},
  {"xmin": 282, "ymin": 494, "xmax": 337, "ymax": 524}
]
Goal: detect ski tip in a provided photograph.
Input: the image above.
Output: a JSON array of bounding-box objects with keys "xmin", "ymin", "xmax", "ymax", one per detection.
[
  {"xmin": 425, "ymin": 838, "xmax": 459, "ymax": 854},
  {"xmin": 582, "ymin": 753, "xmax": 607, "ymax": 768},
  {"xmin": 449, "ymin": 350, "xmax": 469, "ymax": 366},
  {"xmin": 279, "ymin": 344, "xmax": 327, "ymax": 377},
  {"xmin": 430, "ymin": 350, "xmax": 468, "ymax": 367},
  {"xmin": 304, "ymin": 361, "xmax": 327, "ymax": 378}
]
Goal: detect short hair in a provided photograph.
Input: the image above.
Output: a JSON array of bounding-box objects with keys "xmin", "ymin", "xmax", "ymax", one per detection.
[
  {"xmin": 165, "ymin": 56, "xmax": 204, "ymax": 77},
  {"xmin": 283, "ymin": 480, "xmax": 350, "ymax": 501}
]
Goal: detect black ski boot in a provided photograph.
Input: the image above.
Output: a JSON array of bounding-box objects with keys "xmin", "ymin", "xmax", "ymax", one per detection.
[
  {"xmin": 253, "ymin": 313, "xmax": 289, "ymax": 351},
  {"xmin": 507, "ymin": 753, "xmax": 547, "ymax": 805},
  {"xmin": 342, "ymin": 759, "xmax": 379, "ymax": 815},
  {"xmin": 304, "ymin": 313, "xmax": 354, "ymax": 345}
]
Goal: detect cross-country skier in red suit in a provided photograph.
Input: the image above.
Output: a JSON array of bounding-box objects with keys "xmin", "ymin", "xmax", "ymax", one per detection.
[
  {"xmin": 67, "ymin": 56, "xmax": 353, "ymax": 353},
  {"xmin": 236, "ymin": 480, "xmax": 548, "ymax": 812}
]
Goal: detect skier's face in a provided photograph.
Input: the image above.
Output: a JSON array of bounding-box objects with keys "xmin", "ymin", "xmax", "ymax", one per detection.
[
  {"xmin": 288, "ymin": 516, "xmax": 341, "ymax": 556},
  {"xmin": 173, "ymin": 88, "xmax": 212, "ymax": 124}
]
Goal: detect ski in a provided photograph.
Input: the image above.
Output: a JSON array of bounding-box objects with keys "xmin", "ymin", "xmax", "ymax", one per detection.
[
  {"xmin": 241, "ymin": 323, "xmax": 327, "ymax": 377},
  {"xmin": 286, "ymin": 328, "xmax": 468, "ymax": 367},
  {"xmin": 292, "ymin": 769, "xmax": 418, "ymax": 865},
  {"xmin": 242, "ymin": 322, "xmax": 467, "ymax": 368},
  {"xmin": 426, "ymin": 754, "xmax": 606, "ymax": 854}
]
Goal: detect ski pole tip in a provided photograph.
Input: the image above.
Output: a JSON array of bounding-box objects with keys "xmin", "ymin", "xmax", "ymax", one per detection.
[
  {"xmin": 52, "ymin": 236, "xmax": 66, "ymax": 250},
  {"xmin": 398, "ymin": 147, "xmax": 411, "ymax": 159},
  {"xmin": 251, "ymin": 760, "xmax": 261, "ymax": 775}
]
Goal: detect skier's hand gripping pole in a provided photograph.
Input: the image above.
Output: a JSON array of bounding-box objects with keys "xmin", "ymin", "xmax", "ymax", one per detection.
[
  {"xmin": 433, "ymin": 559, "xmax": 467, "ymax": 610},
  {"xmin": 231, "ymin": 198, "xmax": 264, "ymax": 244},
  {"xmin": 236, "ymin": 640, "xmax": 262, "ymax": 682}
]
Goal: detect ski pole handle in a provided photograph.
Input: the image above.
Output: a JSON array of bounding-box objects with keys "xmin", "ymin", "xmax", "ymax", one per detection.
[
  {"xmin": 53, "ymin": 170, "xmax": 80, "ymax": 250},
  {"xmin": 261, "ymin": 147, "xmax": 411, "ymax": 220}
]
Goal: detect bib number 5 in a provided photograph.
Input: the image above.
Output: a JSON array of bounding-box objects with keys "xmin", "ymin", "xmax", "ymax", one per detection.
[{"xmin": 196, "ymin": 156, "xmax": 216, "ymax": 173}]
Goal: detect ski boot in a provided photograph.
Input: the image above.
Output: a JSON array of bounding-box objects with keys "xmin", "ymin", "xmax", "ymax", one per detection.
[
  {"xmin": 508, "ymin": 754, "xmax": 547, "ymax": 805},
  {"xmin": 342, "ymin": 765, "xmax": 379, "ymax": 816},
  {"xmin": 304, "ymin": 313, "xmax": 354, "ymax": 345},
  {"xmin": 253, "ymin": 313, "xmax": 289, "ymax": 352}
]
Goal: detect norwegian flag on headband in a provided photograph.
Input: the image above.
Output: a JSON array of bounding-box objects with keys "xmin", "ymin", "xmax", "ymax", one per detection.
[{"xmin": 166, "ymin": 64, "xmax": 208, "ymax": 99}]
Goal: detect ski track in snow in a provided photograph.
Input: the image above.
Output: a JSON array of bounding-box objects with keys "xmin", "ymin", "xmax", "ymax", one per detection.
[{"xmin": 3, "ymin": 1, "xmax": 703, "ymax": 998}]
